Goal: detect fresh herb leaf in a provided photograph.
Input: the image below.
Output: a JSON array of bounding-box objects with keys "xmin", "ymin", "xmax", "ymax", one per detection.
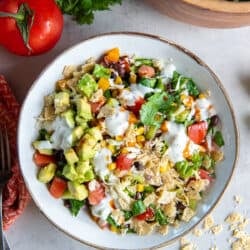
[
  {"xmin": 175, "ymin": 161, "xmax": 194, "ymax": 179},
  {"xmin": 139, "ymin": 78, "xmax": 157, "ymax": 88},
  {"xmin": 68, "ymin": 199, "xmax": 85, "ymax": 216},
  {"xmin": 107, "ymin": 214, "xmax": 118, "ymax": 227},
  {"xmin": 155, "ymin": 208, "xmax": 168, "ymax": 225},
  {"xmin": 56, "ymin": 0, "xmax": 122, "ymax": 25},
  {"xmin": 213, "ymin": 131, "xmax": 225, "ymax": 147},
  {"xmin": 123, "ymin": 210, "xmax": 133, "ymax": 221},
  {"xmin": 132, "ymin": 200, "xmax": 146, "ymax": 216}
]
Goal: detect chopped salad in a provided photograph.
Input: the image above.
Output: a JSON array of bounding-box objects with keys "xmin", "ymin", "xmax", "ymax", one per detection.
[{"xmin": 32, "ymin": 48, "xmax": 224, "ymax": 235}]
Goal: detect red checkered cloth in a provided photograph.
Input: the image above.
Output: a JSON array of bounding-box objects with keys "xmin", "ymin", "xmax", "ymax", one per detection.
[{"xmin": 0, "ymin": 75, "xmax": 30, "ymax": 230}]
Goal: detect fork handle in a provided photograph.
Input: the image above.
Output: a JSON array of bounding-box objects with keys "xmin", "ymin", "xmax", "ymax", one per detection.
[{"xmin": 0, "ymin": 191, "xmax": 6, "ymax": 250}]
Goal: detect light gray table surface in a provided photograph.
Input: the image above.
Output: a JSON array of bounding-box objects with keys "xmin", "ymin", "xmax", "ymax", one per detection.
[{"xmin": 1, "ymin": 1, "xmax": 250, "ymax": 249}]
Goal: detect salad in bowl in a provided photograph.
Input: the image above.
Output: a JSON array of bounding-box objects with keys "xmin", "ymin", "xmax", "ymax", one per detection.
[{"xmin": 32, "ymin": 47, "xmax": 224, "ymax": 236}]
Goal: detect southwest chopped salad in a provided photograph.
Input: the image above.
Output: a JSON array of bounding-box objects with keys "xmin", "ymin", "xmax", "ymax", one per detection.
[{"xmin": 32, "ymin": 48, "xmax": 224, "ymax": 235}]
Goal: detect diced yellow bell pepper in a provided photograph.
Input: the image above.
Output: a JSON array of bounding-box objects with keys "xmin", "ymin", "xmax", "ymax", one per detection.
[
  {"xmin": 105, "ymin": 47, "xmax": 120, "ymax": 63},
  {"xmin": 98, "ymin": 77, "xmax": 110, "ymax": 91}
]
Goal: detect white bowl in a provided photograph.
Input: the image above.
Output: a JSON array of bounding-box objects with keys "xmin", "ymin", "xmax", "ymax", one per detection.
[{"xmin": 18, "ymin": 32, "xmax": 238, "ymax": 250}]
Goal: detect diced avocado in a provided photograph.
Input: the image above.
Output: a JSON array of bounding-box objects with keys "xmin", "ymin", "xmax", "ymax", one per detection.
[
  {"xmin": 75, "ymin": 161, "xmax": 95, "ymax": 183},
  {"xmin": 68, "ymin": 181, "xmax": 88, "ymax": 201},
  {"xmin": 61, "ymin": 109, "xmax": 75, "ymax": 128},
  {"xmin": 61, "ymin": 190, "xmax": 75, "ymax": 199},
  {"xmin": 64, "ymin": 148, "xmax": 79, "ymax": 165},
  {"xmin": 93, "ymin": 64, "xmax": 111, "ymax": 79},
  {"xmin": 87, "ymin": 127, "xmax": 103, "ymax": 142},
  {"xmin": 38, "ymin": 163, "xmax": 57, "ymax": 183},
  {"xmin": 75, "ymin": 115, "xmax": 89, "ymax": 128},
  {"xmin": 76, "ymin": 98, "xmax": 92, "ymax": 121},
  {"xmin": 77, "ymin": 73, "xmax": 97, "ymax": 98},
  {"xmin": 62, "ymin": 164, "xmax": 78, "ymax": 181},
  {"xmin": 174, "ymin": 109, "xmax": 190, "ymax": 123},
  {"xmin": 77, "ymin": 140, "xmax": 97, "ymax": 161},
  {"xmin": 54, "ymin": 92, "xmax": 70, "ymax": 114},
  {"xmin": 32, "ymin": 140, "xmax": 53, "ymax": 155},
  {"xmin": 72, "ymin": 126, "xmax": 84, "ymax": 144}
]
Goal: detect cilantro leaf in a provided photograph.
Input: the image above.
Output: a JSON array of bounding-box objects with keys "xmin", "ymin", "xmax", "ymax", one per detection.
[
  {"xmin": 68, "ymin": 199, "xmax": 85, "ymax": 216},
  {"xmin": 56, "ymin": 0, "xmax": 122, "ymax": 25}
]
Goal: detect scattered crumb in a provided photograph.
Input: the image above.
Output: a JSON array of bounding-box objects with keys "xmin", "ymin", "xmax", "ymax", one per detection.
[
  {"xmin": 181, "ymin": 243, "xmax": 196, "ymax": 250},
  {"xmin": 234, "ymin": 195, "xmax": 243, "ymax": 205},
  {"xmin": 180, "ymin": 237, "xmax": 190, "ymax": 246},
  {"xmin": 238, "ymin": 219, "xmax": 250, "ymax": 231},
  {"xmin": 231, "ymin": 235, "xmax": 250, "ymax": 250},
  {"xmin": 203, "ymin": 214, "xmax": 215, "ymax": 230},
  {"xmin": 192, "ymin": 227, "xmax": 203, "ymax": 237},
  {"xmin": 211, "ymin": 224, "xmax": 223, "ymax": 235},
  {"xmin": 233, "ymin": 229, "xmax": 246, "ymax": 239},
  {"xmin": 225, "ymin": 212, "xmax": 244, "ymax": 225},
  {"xmin": 210, "ymin": 246, "xmax": 219, "ymax": 250}
]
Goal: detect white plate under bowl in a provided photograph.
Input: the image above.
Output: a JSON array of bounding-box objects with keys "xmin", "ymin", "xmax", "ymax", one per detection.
[{"xmin": 18, "ymin": 32, "xmax": 238, "ymax": 250}]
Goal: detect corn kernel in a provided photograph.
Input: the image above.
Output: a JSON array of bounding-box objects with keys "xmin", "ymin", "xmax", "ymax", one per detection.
[
  {"xmin": 160, "ymin": 165, "xmax": 169, "ymax": 173},
  {"xmin": 160, "ymin": 121, "xmax": 168, "ymax": 132},
  {"xmin": 129, "ymin": 73, "xmax": 137, "ymax": 83},
  {"xmin": 115, "ymin": 76, "xmax": 122, "ymax": 84},
  {"xmin": 129, "ymin": 113, "xmax": 138, "ymax": 124},
  {"xmin": 115, "ymin": 135, "xmax": 123, "ymax": 141},
  {"xmin": 136, "ymin": 184, "xmax": 144, "ymax": 192},
  {"xmin": 199, "ymin": 93, "xmax": 207, "ymax": 99},
  {"xmin": 127, "ymin": 141, "xmax": 136, "ymax": 147},
  {"xmin": 98, "ymin": 77, "xmax": 110, "ymax": 91},
  {"xmin": 136, "ymin": 135, "xmax": 145, "ymax": 142},
  {"xmin": 107, "ymin": 144, "xmax": 116, "ymax": 153},
  {"xmin": 108, "ymin": 162, "xmax": 117, "ymax": 170},
  {"xmin": 136, "ymin": 126, "xmax": 144, "ymax": 135},
  {"xmin": 110, "ymin": 225, "xmax": 119, "ymax": 233},
  {"xmin": 121, "ymin": 147, "xmax": 129, "ymax": 154}
]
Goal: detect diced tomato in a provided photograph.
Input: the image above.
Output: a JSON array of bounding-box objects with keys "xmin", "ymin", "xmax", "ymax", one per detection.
[
  {"xmin": 128, "ymin": 97, "xmax": 145, "ymax": 115},
  {"xmin": 138, "ymin": 65, "xmax": 155, "ymax": 78},
  {"xmin": 33, "ymin": 152, "xmax": 55, "ymax": 167},
  {"xmin": 136, "ymin": 207, "xmax": 154, "ymax": 221},
  {"xmin": 88, "ymin": 181, "xmax": 105, "ymax": 205},
  {"xmin": 49, "ymin": 177, "xmax": 67, "ymax": 198},
  {"xmin": 199, "ymin": 169, "xmax": 213, "ymax": 182},
  {"xmin": 116, "ymin": 154, "xmax": 134, "ymax": 171},
  {"xmin": 187, "ymin": 121, "xmax": 208, "ymax": 144},
  {"xmin": 90, "ymin": 99, "xmax": 105, "ymax": 114}
]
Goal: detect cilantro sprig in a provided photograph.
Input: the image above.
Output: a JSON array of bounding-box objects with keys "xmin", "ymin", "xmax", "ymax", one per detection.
[{"xmin": 56, "ymin": 0, "xmax": 122, "ymax": 24}]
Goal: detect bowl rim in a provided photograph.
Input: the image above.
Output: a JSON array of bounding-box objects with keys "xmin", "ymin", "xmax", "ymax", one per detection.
[
  {"xmin": 182, "ymin": 0, "xmax": 250, "ymax": 13},
  {"xmin": 18, "ymin": 31, "xmax": 239, "ymax": 250}
]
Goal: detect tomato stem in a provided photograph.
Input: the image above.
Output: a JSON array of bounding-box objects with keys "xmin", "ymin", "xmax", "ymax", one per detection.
[{"xmin": 0, "ymin": 3, "xmax": 34, "ymax": 53}]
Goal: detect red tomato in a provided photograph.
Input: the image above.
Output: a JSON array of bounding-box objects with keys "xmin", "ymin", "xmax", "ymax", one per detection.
[
  {"xmin": 0, "ymin": 0, "xmax": 63, "ymax": 56},
  {"xmin": 138, "ymin": 65, "xmax": 155, "ymax": 78},
  {"xmin": 33, "ymin": 152, "xmax": 55, "ymax": 167},
  {"xmin": 88, "ymin": 181, "xmax": 105, "ymax": 206},
  {"xmin": 128, "ymin": 97, "xmax": 145, "ymax": 115},
  {"xmin": 187, "ymin": 121, "xmax": 208, "ymax": 144},
  {"xmin": 136, "ymin": 207, "xmax": 154, "ymax": 221},
  {"xmin": 49, "ymin": 177, "xmax": 67, "ymax": 198},
  {"xmin": 116, "ymin": 154, "xmax": 134, "ymax": 171},
  {"xmin": 199, "ymin": 169, "xmax": 213, "ymax": 182},
  {"xmin": 90, "ymin": 99, "xmax": 105, "ymax": 114}
]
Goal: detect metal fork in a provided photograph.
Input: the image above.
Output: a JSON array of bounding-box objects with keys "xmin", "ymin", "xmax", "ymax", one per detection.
[{"xmin": 0, "ymin": 125, "xmax": 12, "ymax": 250}]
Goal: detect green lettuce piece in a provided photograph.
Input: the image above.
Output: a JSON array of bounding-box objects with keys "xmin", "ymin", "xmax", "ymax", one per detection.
[{"xmin": 93, "ymin": 64, "xmax": 111, "ymax": 79}]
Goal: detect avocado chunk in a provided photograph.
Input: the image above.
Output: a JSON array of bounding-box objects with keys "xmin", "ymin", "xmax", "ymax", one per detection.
[
  {"xmin": 77, "ymin": 73, "xmax": 97, "ymax": 98},
  {"xmin": 68, "ymin": 181, "xmax": 88, "ymax": 201},
  {"xmin": 64, "ymin": 148, "xmax": 79, "ymax": 165},
  {"xmin": 54, "ymin": 92, "xmax": 70, "ymax": 114},
  {"xmin": 75, "ymin": 161, "xmax": 95, "ymax": 183},
  {"xmin": 93, "ymin": 64, "xmax": 111, "ymax": 79},
  {"xmin": 88, "ymin": 127, "xmax": 103, "ymax": 142},
  {"xmin": 38, "ymin": 163, "xmax": 57, "ymax": 183},
  {"xmin": 75, "ymin": 115, "xmax": 89, "ymax": 128},
  {"xmin": 76, "ymin": 98, "xmax": 92, "ymax": 121},
  {"xmin": 77, "ymin": 140, "xmax": 98, "ymax": 161},
  {"xmin": 72, "ymin": 126, "xmax": 84, "ymax": 144},
  {"xmin": 61, "ymin": 109, "xmax": 75, "ymax": 128},
  {"xmin": 62, "ymin": 164, "xmax": 78, "ymax": 181},
  {"xmin": 32, "ymin": 140, "xmax": 53, "ymax": 155}
]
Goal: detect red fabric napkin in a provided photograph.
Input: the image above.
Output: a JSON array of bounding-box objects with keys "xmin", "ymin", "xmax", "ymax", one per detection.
[{"xmin": 0, "ymin": 75, "xmax": 30, "ymax": 230}]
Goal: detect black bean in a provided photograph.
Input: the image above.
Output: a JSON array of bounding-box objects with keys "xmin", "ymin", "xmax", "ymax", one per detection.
[
  {"xmin": 54, "ymin": 150, "xmax": 65, "ymax": 162},
  {"xmin": 134, "ymin": 161, "xmax": 144, "ymax": 171},
  {"xmin": 176, "ymin": 202, "xmax": 186, "ymax": 211},
  {"xmin": 210, "ymin": 115, "xmax": 220, "ymax": 127}
]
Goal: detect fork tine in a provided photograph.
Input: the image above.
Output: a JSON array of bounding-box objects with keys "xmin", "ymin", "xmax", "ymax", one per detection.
[{"xmin": 3, "ymin": 125, "xmax": 11, "ymax": 172}]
